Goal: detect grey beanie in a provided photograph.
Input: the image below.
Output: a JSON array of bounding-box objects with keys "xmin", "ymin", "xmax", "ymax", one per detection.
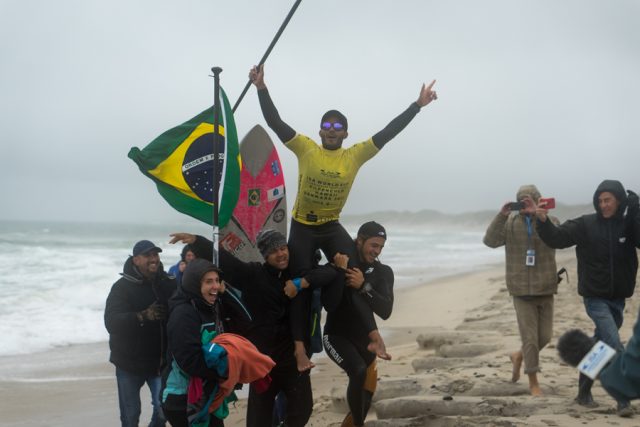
[{"xmin": 256, "ymin": 229, "xmax": 287, "ymax": 258}]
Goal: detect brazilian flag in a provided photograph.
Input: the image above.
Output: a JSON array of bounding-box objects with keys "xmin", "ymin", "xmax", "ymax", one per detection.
[{"xmin": 128, "ymin": 88, "xmax": 240, "ymax": 227}]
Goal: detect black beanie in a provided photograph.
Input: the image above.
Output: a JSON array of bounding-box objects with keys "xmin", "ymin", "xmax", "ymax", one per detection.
[{"xmin": 256, "ymin": 229, "xmax": 287, "ymax": 259}]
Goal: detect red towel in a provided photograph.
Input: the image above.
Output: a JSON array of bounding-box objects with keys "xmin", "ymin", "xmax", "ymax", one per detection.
[
  {"xmin": 208, "ymin": 333, "xmax": 275, "ymax": 412},
  {"xmin": 187, "ymin": 377, "xmax": 204, "ymax": 405}
]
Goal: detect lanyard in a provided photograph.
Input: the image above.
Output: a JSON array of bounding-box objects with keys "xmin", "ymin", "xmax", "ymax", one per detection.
[{"xmin": 525, "ymin": 215, "xmax": 533, "ymax": 249}]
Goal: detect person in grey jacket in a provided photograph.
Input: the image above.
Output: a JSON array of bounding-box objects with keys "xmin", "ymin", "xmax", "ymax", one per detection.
[{"xmin": 484, "ymin": 185, "xmax": 559, "ymax": 396}]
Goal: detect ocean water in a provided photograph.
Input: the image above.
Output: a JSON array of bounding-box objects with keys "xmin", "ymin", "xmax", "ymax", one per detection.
[{"xmin": 0, "ymin": 220, "xmax": 502, "ymax": 357}]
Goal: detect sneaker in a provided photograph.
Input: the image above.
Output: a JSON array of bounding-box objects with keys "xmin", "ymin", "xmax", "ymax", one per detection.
[
  {"xmin": 575, "ymin": 394, "xmax": 598, "ymax": 408},
  {"xmin": 617, "ymin": 401, "xmax": 634, "ymax": 418}
]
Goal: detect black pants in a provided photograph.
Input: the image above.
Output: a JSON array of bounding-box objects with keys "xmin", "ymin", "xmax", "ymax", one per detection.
[
  {"xmin": 323, "ymin": 333, "xmax": 376, "ymax": 426},
  {"xmin": 288, "ymin": 219, "xmax": 357, "ymax": 276},
  {"xmin": 288, "ymin": 220, "xmax": 377, "ymax": 344},
  {"xmin": 246, "ymin": 365, "xmax": 312, "ymax": 427},
  {"xmin": 164, "ymin": 408, "xmax": 224, "ymax": 427}
]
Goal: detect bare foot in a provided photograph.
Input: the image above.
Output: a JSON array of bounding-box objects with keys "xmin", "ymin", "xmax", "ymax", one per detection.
[
  {"xmin": 528, "ymin": 372, "xmax": 543, "ymax": 396},
  {"xmin": 530, "ymin": 384, "xmax": 543, "ymax": 396},
  {"xmin": 509, "ymin": 351, "xmax": 522, "ymax": 383},
  {"xmin": 294, "ymin": 349, "xmax": 315, "ymax": 372}
]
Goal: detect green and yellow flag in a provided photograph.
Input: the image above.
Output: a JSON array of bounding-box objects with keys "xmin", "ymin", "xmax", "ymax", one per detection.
[{"xmin": 128, "ymin": 88, "xmax": 241, "ymax": 226}]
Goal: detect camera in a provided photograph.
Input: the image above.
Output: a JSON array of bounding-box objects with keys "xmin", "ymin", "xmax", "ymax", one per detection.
[{"xmin": 508, "ymin": 202, "xmax": 525, "ymax": 211}]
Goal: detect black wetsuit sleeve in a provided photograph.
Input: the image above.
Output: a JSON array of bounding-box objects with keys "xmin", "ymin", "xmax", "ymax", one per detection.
[
  {"xmin": 351, "ymin": 288, "xmax": 378, "ymax": 334},
  {"xmin": 371, "ymin": 103, "xmax": 421, "ymax": 149},
  {"xmin": 304, "ymin": 265, "xmax": 345, "ymax": 312},
  {"xmin": 536, "ymin": 217, "xmax": 581, "ymax": 249},
  {"xmin": 257, "ymin": 88, "xmax": 296, "ymax": 143},
  {"xmin": 362, "ymin": 265, "xmax": 394, "ymax": 320}
]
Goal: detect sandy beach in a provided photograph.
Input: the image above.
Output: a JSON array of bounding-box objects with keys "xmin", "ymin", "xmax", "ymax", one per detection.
[{"xmin": 2, "ymin": 249, "xmax": 640, "ymax": 426}]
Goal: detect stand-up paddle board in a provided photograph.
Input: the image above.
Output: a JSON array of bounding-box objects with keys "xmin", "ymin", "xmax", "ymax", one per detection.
[{"xmin": 219, "ymin": 124, "xmax": 287, "ymax": 262}]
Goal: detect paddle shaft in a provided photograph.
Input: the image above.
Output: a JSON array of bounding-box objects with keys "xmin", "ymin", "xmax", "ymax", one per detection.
[
  {"xmin": 232, "ymin": 0, "xmax": 302, "ymax": 113},
  {"xmin": 211, "ymin": 66, "xmax": 222, "ymax": 265}
]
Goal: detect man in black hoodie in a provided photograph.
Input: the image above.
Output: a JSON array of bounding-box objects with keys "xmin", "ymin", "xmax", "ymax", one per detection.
[
  {"xmin": 104, "ymin": 240, "xmax": 177, "ymax": 427},
  {"xmin": 536, "ymin": 180, "xmax": 640, "ymax": 415}
]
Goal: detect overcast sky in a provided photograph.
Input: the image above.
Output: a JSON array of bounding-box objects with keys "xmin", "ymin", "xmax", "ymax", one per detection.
[{"xmin": 1, "ymin": 0, "xmax": 638, "ymax": 225}]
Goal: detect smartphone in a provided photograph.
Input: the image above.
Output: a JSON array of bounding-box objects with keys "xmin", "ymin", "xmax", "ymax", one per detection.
[
  {"xmin": 508, "ymin": 202, "xmax": 525, "ymax": 211},
  {"xmin": 540, "ymin": 197, "xmax": 556, "ymax": 209}
]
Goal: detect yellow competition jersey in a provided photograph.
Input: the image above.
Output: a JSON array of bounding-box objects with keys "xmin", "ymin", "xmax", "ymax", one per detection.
[{"xmin": 285, "ymin": 134, "xmax": 379, "ymax": 225}]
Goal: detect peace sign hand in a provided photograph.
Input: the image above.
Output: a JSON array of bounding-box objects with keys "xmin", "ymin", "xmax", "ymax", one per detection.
[{"xmin": 416, "ymin": 80, "xmax": 437, "ymax": 107}]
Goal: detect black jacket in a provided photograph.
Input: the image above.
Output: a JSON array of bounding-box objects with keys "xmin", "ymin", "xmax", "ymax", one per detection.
[
  {"xmin": 192, "ymin": 235, "xmax": 341, "ymax": 368},
  {"xmin": 537, "ymin": 180, "xmax": 640, "ymax": 299},
  {"xmin": 166, "ymin": 258, "xmax": 250, "ymax": 379},
  {"xmin": 163, "ymin": 258, "xmax": 251, "ymax": 411},
  {"xmin": 104, "ymin": 257, "xmax": 176, "ymax": 375}
]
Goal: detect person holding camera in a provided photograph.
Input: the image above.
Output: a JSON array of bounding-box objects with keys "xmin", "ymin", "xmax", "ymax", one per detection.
[
  {"xmin": 536, "ymin": 179, "xmax": 640, "ymax": 415},
  {"xmin": 483, "ymin": 185, "xmax": 559, "ymax": 396},
  {"xmin": 104, "ymin": 240, "xmax": 177, "ymax": 427}
]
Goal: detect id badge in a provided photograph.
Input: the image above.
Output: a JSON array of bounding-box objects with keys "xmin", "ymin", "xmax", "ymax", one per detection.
[{"xmin": 526, "ymin": 249, "xmax": 535, "ymax": 266}]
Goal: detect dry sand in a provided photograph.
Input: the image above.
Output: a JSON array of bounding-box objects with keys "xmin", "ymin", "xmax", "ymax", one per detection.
[{"xmin": 2, "ymin": 249, "xmax": 640, "ymax": 426}]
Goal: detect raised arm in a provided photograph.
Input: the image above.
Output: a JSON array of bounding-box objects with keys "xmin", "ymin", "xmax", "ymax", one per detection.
[
  {"xmin": 371, "ymin": 80, "xmax": 437, "ymax": 149},
  {"xmin": 170, "ymin": 232, "xmax": 253, "ymax": 290},
  {"xmin": 483, "ymin": 203, "xmax": 511, "ymax": 248},
  {"xmin": 536, "ymin": 212, "xmax": 581, "ymax": 249},
  {"xmin": 170, "ymin": 233, "xmax": 214, "ymax": 261},
  {"xmin": 249, "ymin": 65, "xmax": 296, "ymax": 143}
]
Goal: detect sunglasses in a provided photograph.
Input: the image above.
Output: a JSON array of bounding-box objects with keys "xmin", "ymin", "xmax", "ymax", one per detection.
[{"xmin": 321, "ymin": 122, "xmax": 345, "ymax": 131}]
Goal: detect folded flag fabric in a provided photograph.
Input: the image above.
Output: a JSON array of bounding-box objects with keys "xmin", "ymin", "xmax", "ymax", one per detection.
[{"xmin": 128, "ymin": 87, "xmax": 241, "ymax": 226}]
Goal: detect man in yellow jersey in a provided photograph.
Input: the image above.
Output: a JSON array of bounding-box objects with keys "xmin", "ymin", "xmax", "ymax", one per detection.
[
  {"xmin": 249, "ymin": 64, "xmax": 437, "ymax": 277},
  {"xmin": 249, "ymin": 64, "xmax": 437, "ymax": 371}
]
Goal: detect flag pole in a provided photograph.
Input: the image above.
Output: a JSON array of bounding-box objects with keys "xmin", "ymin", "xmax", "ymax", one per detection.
[
  {"xmin": 211, "ymin": 66, "xmax": 223, "ymax": 266},
  {"xmin": 232, "ymin": 0, "xmax": 302, "ymax": 113}
]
